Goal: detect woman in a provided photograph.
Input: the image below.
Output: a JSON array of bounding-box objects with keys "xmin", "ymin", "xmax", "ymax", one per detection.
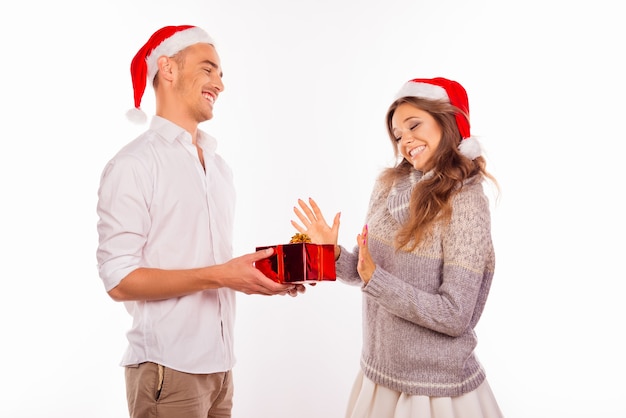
[{"xmin": 292, "ymin": 77, "xmax": 503, "ymax": 417}]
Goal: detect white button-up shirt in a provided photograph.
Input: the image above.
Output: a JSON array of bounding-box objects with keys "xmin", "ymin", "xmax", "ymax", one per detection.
[{"xmin": 96, "ymin": 116, "xmax": 236, "ymax": 374}]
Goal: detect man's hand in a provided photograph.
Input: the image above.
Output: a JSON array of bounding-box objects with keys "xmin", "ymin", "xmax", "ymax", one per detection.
[{"xmin": 220, "ymin": 248, "xmax": 306, "ymax": 296}]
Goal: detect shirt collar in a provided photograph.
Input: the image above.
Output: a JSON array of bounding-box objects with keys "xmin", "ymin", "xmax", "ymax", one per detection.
[{"xmin": 149, "ymin": 116, "xmax": 218, "ymax": 154}]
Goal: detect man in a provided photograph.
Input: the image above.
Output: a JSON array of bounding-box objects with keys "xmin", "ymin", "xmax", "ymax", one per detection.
[{"xmin": 96, "ymin": 25, "xmax": 303, "ymax": 418}]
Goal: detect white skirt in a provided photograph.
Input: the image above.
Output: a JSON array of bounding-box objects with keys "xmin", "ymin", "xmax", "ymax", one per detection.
[{"xmin": 345, "ymin": 370, "xmax": 504, "ymax": 418}]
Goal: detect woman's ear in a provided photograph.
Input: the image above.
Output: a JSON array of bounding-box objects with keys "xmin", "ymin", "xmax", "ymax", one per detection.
[{"xmin": 156, "ymin": 56, "xmax": 175, "ymax": 82}]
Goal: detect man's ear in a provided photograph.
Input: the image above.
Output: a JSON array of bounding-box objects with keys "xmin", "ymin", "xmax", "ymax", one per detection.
[{"xmin": 156, "ymin": 56, "xmax": 175, "ymax": 82}]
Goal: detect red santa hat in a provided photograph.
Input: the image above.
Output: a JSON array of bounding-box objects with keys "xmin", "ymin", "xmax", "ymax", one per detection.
[
  {"xmin": 126, "ymin": 25, "xmax": 215, "ymax": 123},
  {"xmin": 393, "ymin": 77, "xmax": 481, "ymax": 160}
]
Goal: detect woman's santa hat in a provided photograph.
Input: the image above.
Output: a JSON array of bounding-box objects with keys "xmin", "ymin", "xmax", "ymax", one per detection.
[
  {"xmin": 126, "ymin": 25, "xmax": 214, "ymax": 123},
  {"xmin": 393, "ymin": 77, "xmax": 481, "ymax": 160}
]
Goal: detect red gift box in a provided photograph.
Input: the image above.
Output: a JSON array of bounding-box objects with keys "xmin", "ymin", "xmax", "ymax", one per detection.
[{"xmin": 255, "ymin": 243, "xmax": 336, "ymax": 284}]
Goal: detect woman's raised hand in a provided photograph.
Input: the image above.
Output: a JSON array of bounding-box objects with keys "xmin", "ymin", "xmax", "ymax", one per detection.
[
  {"xmin": 291, "ymin": 198, "xmax": 340, "ymax": 246},
  {"xmin": 356, "ymin": 224, "xmax": 375, "ymax": 283}
]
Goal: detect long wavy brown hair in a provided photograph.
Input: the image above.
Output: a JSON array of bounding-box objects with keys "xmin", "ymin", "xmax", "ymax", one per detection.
[{"xmin": 380, "ymin": 97, "xmax": 497, "ymax": 251}]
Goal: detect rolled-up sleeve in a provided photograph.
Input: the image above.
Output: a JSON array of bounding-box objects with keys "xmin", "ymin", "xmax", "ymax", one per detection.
[{"xmin": 96, "ymin": 155, "xmax": 152, "ymax": 292}]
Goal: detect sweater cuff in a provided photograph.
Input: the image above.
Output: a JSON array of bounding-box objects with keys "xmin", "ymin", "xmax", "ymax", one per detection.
[{"xmin": 363, "ymin": 269, "xmax": 384, "ymax": 297}]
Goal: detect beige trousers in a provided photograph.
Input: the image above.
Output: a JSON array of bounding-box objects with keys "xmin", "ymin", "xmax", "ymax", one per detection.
[{"xmin": 125, "ymin": 362, "xmax": 233, "ymax": 418}]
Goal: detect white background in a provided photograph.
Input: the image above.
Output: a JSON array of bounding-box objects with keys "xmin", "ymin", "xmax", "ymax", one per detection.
[{"xmin": 1, "ymin": 0, "xmax": 625, "ymax": 417}]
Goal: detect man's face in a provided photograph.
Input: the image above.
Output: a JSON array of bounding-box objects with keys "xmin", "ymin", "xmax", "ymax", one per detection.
[{"xmin": 173, "ymin": 43, "xmax": 224, "ymax": 123}]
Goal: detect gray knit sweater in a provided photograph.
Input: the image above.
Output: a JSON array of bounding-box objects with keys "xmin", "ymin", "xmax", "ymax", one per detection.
[{"xmin": 335, "ymin": 170, "xmax": 495, "ymax": 397}]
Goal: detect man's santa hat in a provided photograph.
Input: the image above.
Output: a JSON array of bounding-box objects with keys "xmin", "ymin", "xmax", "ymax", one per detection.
[
  {"xmin": 393, "ymin": 77, "xmax": 481, "ymax": 160},
  {"xmin": 126, "ymin": 25, "xmax": 214, "ymax": 123}
]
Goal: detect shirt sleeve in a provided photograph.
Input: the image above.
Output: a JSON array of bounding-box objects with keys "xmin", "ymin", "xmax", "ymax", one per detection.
[{"xmin": 96, "ymin": 154, "xmax": 153, "ymax": 292}]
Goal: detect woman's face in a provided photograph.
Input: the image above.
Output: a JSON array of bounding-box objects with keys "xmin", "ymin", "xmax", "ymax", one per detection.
[{"xmin": 391, "ymin": 102, "xmax": 442, "ymax": 172}]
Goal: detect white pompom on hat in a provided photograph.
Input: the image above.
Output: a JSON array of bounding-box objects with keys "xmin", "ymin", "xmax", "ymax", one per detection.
[
  {"xmin": 393, "ymin": 77, "xmax": 481, "ymax": 160},
  {"xmin": 126, "ymin": 25, "xmax": 214, "ymax": 123}
]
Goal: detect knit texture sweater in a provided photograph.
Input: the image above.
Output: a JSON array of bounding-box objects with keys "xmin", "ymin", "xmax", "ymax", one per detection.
[{"xmin": 335, "ymin": 170, "xmax": 495, "ymax": 397}]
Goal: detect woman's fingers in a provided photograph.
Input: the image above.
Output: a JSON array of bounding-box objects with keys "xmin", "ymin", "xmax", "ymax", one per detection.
[
  {"xmin": 292, "ymin": 205, "xmax": 311, "ymax": 227},
  {"xmin": 297, "ymin": 198, "xmax": 317, "ymax": 221},
  {"xmin": 294, "ymin": 198, "xmax": 328, "ymax": 228},
  {"xmin": 307, "ymin": 198, "xmax": 329, "ymax": 225},
  {"xmin": 290, "ymin": 219, "xmax": 305, "ymax": 233}
]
